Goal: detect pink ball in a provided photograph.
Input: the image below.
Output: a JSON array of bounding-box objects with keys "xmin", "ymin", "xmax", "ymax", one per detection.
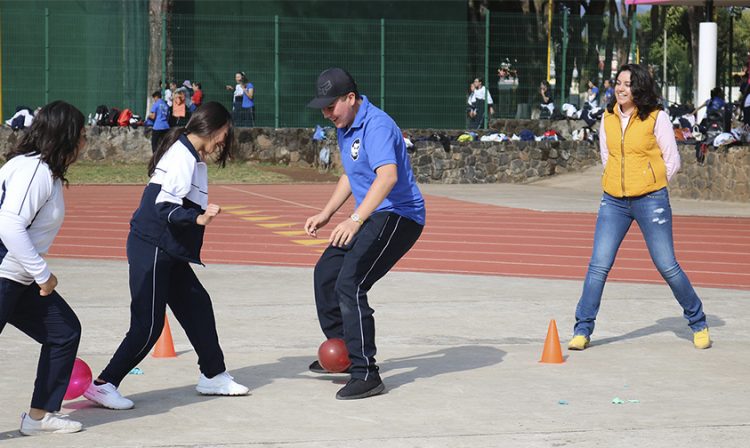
[{"xmin": 64, "ymin": 358, "xmax": 92, "ymax": 400}]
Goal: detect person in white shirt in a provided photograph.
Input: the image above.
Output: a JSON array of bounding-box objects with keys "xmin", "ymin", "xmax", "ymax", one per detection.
[
  {"xmin": 467, "ymin": 77, "xmax": 494, "ymax": 129},
  {"xmin": 164, "ymin": 81, "xmax": 177, "ymax": 108},
  {"xmin": 225, "ymin": 71, "xmax": 255, "ymax": 127},
  {"xmin": 0, "ymin": 101, "xmax": 87, "ymax": 436}
]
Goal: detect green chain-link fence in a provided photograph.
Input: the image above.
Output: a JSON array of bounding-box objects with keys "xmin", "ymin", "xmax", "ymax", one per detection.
[{"xmin": 3, "ymin": 4, "xmax": 747, "ymax": 129}]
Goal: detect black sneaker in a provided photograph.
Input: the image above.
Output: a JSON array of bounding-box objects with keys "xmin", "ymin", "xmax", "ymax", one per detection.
[
  {"xmin": 308, "ymin": 360, "xmax": 327, "ymax": 374},
  {"xmin": 308, "ymin": 360, "xmax": 351, "ymax": 374},
  {"xmin": 335, "ymin": 375, "xmax": 385, "ymax": 400}
]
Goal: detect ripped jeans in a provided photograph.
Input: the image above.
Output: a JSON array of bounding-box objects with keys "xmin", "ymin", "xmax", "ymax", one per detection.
[{"xmin": 573, "ymin": 188, "xmax": 707, "ymax": 337}]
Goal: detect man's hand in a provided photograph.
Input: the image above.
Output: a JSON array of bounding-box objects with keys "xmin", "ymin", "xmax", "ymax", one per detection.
[
  {"xmin": 329, "ymin": 219, "xmax": 361, "ymax": 247},
  {"xmin": 304, "ymin": 213, "xmax": 331, "ymax": 238},
  {"xmin": 38, "ymin": 273, "xmax": 58, "ymax": 297},
  {"xmin": 197, "ymin": 204, "xmax": 221, "ymax": 226}
]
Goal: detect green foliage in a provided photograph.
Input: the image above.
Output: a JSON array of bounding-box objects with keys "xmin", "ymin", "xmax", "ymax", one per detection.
[
  {"xmin": 643, "ymin": 7, "xmax": 692, "ymax": 103},
  {"xmin": 639, "ymin": 6, "xmax": 750, "ymax": 105},
  {"xmin": 733, "ymin": 10, "xmax": 750, "ymax": 72}
]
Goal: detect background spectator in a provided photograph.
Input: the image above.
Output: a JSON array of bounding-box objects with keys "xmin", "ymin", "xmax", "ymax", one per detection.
[
  {"xmin": 191, "ymin": 82, "xmax": 203, "ymax": 111},
  {"xmin": 225, "ymin": 71, "xmax": 254, "ymax": 127}
]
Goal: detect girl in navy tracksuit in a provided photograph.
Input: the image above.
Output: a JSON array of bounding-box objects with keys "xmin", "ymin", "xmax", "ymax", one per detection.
[
  {"xmin": 85, "ymin": 102, "xmax": 249, "ymax": 411},
  {"xmin": 0, "ymin": 101, "xmax": 86, "ymax": 435}
]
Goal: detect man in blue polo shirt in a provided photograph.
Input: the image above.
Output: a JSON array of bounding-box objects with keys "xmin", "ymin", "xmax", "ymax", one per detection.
[{"xmin": 304, "ymin": 67, "xmax": 425, "ymax": 400}]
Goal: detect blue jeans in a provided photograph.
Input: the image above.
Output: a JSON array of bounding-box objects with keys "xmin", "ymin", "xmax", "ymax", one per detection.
[{"xmin": 573, "ymin": 188, "xmax": 707, "ymax": 337}]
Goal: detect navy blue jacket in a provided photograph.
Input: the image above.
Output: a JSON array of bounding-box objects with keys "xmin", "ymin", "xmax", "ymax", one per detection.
[{"xmin": 130, "ymin": 135, "xmax": 208, "ymax": 264}]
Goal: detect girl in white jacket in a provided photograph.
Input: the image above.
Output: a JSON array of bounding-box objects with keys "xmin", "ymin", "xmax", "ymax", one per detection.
[{"xmin": 0, "ymin": 101, "xmax": 87, "ymax": 435}]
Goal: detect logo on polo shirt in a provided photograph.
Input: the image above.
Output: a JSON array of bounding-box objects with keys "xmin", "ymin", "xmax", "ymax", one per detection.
[{"xmin": 350, "ymin": 138, "xmax": 361, "ymax": 161}]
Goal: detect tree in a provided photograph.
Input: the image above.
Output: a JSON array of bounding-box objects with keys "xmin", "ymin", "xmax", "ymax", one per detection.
[
  {"xmin": 148, "ymin": 0, "xmax": 174, "ymax": 106},
  {"xmin": 640, "ymin": 6, "xmax": 691, "ymax": 104}
]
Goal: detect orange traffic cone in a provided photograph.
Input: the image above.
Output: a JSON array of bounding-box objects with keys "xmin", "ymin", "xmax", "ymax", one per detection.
[
  {"xmin": 152, "ymin": 315, "xmax": 177, "ymax": 358},
  {"xmin": 539, "ymin": 319, "xmax": 564, "ymax": 364}
]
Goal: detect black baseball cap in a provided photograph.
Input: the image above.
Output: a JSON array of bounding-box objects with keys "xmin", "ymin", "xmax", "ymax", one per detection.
[{"xmin": 306, "ymin": 67, "xmax": 358, "ymax": 109}]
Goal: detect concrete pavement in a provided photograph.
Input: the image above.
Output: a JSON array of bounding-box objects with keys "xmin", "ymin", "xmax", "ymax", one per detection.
[{"xmin": 1, "ymin": 169, "xmax": 749, "ymax": 447}]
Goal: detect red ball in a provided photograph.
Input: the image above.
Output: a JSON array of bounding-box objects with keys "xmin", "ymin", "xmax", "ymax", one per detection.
[
  {"xmin": 317, "ymin": 338, "xmax": 351, "ymax": 373},
  {"xmin": 64, "ymin": 358, "xmax": 92, "ymax": 400}
]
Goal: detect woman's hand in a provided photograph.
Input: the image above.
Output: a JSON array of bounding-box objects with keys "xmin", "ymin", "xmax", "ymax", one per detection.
[
  {"xmin": 197, "ymin": 204, "xmax": 221, "ymax": 226},
  {"xmin": 38, "ymin": 273, "xmax": 58, "ymax": 296}
]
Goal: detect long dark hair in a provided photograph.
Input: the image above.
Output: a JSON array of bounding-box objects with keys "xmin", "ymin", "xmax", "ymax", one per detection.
[
  {"xmin": 607, "ymin": 63, "xmax": 662, "ymax": 121},
  {"xmin": 5, "ymin": 101, "xmax": 85, "ymax": 184},
  {"xmin": 148, "ymin": 101, "xmax": 233, "ymax": 176}
]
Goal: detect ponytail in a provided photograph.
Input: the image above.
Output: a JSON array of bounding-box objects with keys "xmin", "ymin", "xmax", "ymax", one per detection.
[
  {"xmin": 148, "ymin": 126, "xmax": 186, "ymax": 176},
  {"xmin": 147, "ymin": 101, "xmax": 233, "ymax": 177}
]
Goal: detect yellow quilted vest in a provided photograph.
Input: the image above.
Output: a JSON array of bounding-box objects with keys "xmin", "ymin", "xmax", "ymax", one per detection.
[{"xmin": 601, "ymin": 107, "xmax": 668, "ymax": 197}]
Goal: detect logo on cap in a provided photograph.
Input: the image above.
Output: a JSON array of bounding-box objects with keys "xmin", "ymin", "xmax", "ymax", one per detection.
[{"xmin": 318, "ymin": 80, "xmax": 333, "ymax": 96}]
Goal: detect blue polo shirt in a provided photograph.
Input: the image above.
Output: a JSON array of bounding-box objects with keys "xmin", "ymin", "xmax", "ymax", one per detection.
[
  {"xmin": 150, "ymin": 98, "xmax": 170, "ymax": 130},
  {"xmin": 337, "ymin": 96, "xmax": 425, "ymax": 225},
  {"xmin": 243, "ymin": 83, "xmax": 255, "ymax": 109}
]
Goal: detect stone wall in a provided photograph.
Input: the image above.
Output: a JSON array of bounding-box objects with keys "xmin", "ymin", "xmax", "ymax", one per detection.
[
  {"xmin": 0, "ymin": 126, "xmax": 332, "ymax": 168},
  {"xmin": 671, "ymin": 146, "xmax": 750, "ymax": 202},
  {"xmin": 409, "ymin": 140, "xmax": 600, "ymax": 184},
  {"xmin": 1, "ymin": 126, "xmax": 747, "ymax": 202}
]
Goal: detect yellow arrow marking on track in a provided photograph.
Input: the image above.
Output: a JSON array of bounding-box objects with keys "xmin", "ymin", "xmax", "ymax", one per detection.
[
  {"xmin": 257, "ymin": 222, "xmax": 298, "ymax": 229},
  {"xmin": 274, "ymin": 230, "xmax": 307, "ymax": 237},
  {"xmin": 241, "ymin": 216, "xmax": 280, "ymax": 222},
  {"xmin": 227, "ymin": 210, "xmax": 262, "ymax": 215},
  {"xmin": 292, "ymin": 239, "xmax": 330, "ymax": 246},
  {"xmin": 220, "ymin": 205, "xmax": 248, "ymax": 211}
]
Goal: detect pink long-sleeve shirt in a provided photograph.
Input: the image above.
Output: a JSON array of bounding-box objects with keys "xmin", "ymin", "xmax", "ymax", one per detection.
[{"xmin": 598, "ymin": 108, "xmax": 680, "ymax": 181}]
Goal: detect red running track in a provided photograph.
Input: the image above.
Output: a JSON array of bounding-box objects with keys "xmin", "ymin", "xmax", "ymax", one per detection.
[{"xmin": 52, "ymin": 184, "xmax": 750, "ymax": 290}]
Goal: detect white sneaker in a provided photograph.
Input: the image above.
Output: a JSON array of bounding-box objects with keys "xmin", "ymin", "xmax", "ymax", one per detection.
[
  {"xmin": 20, "ymin": 412, "xmax": 82, "ymax": 435},
  {"xmin": 83, "ymin": 382, "xmax": 134, "ymax": 410},
  {"xmin": 196, "ymin": 371, "xmax": 249, "ymax": 396}
]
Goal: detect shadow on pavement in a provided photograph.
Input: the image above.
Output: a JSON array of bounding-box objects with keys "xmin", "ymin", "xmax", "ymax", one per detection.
[
  {"xmin": 591, "ymin": 314, "xmax": 725, "ymax": 347},
  {"xmin": 62, "ymin": 345, "xmax": 505, "ymax": 429}
]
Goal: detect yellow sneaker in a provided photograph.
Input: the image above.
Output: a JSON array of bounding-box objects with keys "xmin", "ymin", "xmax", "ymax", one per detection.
[
  {"xmin": 693, "ymin": 328, "xmax": 712, "ymax": 349},
  {"xmin": 568, "ymin": 335, "xmax": 590, "ymax": 350}
]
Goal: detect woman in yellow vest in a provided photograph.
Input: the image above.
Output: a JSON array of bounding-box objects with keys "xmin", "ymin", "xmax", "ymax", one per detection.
[{"xmin": 568, "ymin": 64, "xmax": 711, "ymax": 351}]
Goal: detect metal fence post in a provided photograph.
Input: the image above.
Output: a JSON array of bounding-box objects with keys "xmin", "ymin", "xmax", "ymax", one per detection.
[
  {"xmin": 546, "ymin": 0, "xmax": 553, "ymax": 82},
  {"xmin": 630, "ymin": 13, "xmax": 637, "ymax": 63},
  {"xmin": 482, "ymin": 9, "xmax": 490, "ymax": 129},
  {"xmin": 728, "ymin": 9, "xmax": 734, "ymax": 98},
  {"xmin": 45, "ymin": 8, "xmax": 49, "ymax": 105},
  {"xmin": 275, "ymin": 15, "xmax": 279, "ymax": 128},
  {"xmin": 0, "ymin": 8, "xmax": 3, "ymax": 122},
  {"xmin": 663, "ymin": 27, "xmax": 667, "ymax": 101},
  {"xmin": 380, "ymin": 18, "xmax": 385, "ymax": 111},
  {"xmin": 561, "ymin": 7, "xmax": 568, "ymax": 105}
]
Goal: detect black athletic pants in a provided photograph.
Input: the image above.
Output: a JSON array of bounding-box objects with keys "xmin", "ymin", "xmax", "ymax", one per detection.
[
  {"xmin": 0, "ymin": 278, "xmax": 81, "ymax": 411},
  {"xmin": 314, "ymin": 212, "xmax": 423, "ymax": 381},
  {"xmin": 98, "ymin": 234, "xmax": 226, "ymax": 387}
]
